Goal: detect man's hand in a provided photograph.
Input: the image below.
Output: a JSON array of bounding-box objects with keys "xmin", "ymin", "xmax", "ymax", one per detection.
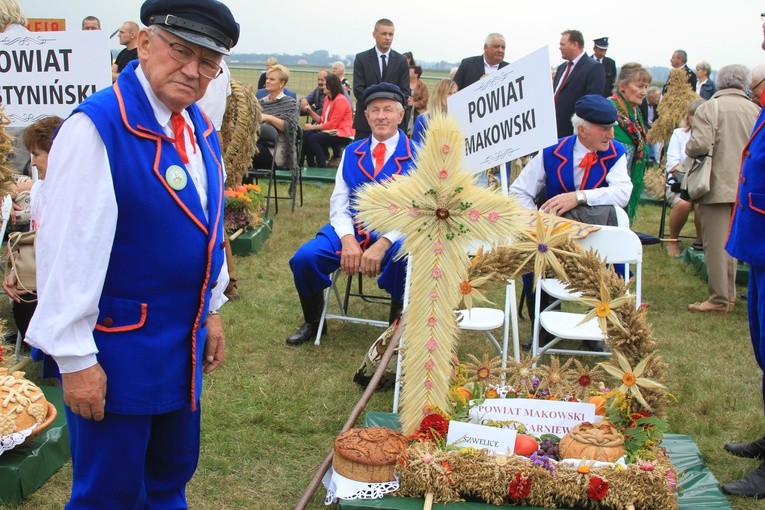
[
  {"xmin": 62, "ymin": 364, "xmax": 107, "ymax": 421},
  {"xmin": 203, "ymin": 314, "xmax": 225, "ymax": 374},
  {"xmin": 361, "ymin": 238, "xmax": 392, "ymax": 277},
  {"xmin": 541, "ymin": 192, "xmax": 578, "ymax": 216},
  {"xmin": 340, "ymin": 235, "xmax": 363, "ymax": 275},
  {"xmin": 2, "ymin": 270, "xmax": 21, "ymax": 303}
]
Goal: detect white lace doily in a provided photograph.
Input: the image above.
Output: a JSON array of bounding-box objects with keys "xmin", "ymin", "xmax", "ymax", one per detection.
[
  {"xmin": 0, "ymin": 423, "xmax": 38, "ymax": 456},
  {"xmin": 323, "ymin": 467, "xmax": 399, "ymax": 505}
]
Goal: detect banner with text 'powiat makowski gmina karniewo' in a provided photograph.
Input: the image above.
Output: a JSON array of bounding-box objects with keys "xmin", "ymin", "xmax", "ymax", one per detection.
[
  {"xmin": 1, "ymin": 30, "xmax": 111, "ymax": 127},
  {"xmin": 448, "ymin": 46, "xmax": 557, "ymax": 175}
]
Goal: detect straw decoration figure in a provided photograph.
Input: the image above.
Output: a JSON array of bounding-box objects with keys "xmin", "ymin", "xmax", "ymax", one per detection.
[
  {"xmin": 220, "ymin": 79, "xmax": 261, "ymax": 189},
  {"xmin": 354, "ymin": 112, "xmax": 525, "ymax": 434}
]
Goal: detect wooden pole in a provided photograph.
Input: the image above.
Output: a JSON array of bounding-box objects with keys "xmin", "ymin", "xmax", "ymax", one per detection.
[
  {"xmin": 423, "ymin": 492, "xmax": 434, "ymax": 510},
  {"xmin": 294, "ymin": 319, "xmax": 405, "ymax": 510}
]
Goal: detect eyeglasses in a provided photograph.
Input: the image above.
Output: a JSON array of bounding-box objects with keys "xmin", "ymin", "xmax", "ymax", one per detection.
[
  {"xmin": 752, "ymin": 76, "xmax": 765, "ymax": 93},
  {"xmin": 154, "ymin": 30, "xmax": 222, "ymax": 80}
]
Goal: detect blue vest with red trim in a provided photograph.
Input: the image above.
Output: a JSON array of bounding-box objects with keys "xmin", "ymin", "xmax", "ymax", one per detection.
[
  {"xmin": 541, "ymin": 136, "xmax": 624, "ymax": 198},
  {"xmin": 73, "ymin": 61, "xmax": 225, "ymax": 415},
  {"xmin": 342, "ymin": 131, "xmax": 414, "ymax": 244},
  {"xmin": 727, "ymin": 108, "xmax": 765, "ymax": 266}
]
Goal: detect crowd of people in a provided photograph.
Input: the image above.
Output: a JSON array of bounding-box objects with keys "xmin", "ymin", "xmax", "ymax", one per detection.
[{"xmin": 4, "ymin": 0, "xmax": 765, "ymax": 503}]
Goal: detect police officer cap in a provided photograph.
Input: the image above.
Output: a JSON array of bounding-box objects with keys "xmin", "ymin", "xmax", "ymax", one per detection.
[
  {"xmin": 363, "ymin": 83, "xmax": 406, "ymax": 108},
  {"xmin": 575, "ymin": 94, "xmax": 618, "ymax": 126},
  {"xmin": 593, "ymin": 37, "xmax": 609, "ymax": 49},
  {"xmin": 141, "ymin": 0, "xmax": 240, "ymax": 55}
]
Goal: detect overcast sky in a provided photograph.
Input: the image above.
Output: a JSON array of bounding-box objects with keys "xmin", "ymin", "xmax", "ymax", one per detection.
[{"xmin": 19, "ymin": 0, "xmax": 765, "ymax": 70}]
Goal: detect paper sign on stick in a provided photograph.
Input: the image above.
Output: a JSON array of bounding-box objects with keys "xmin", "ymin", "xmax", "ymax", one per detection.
[
  {"xmin": 1, "ymin": 31, "xmax": 111, "ymax": 127},
  {"xmin": 469, "ymin": 398, "xmax": 597, "ymax": 437},
  {"xmin": 446, "ymin": 420, "xmax": 517, "ymax": 455},
  {"xmin": 447, "ymin": 46, "xmax": 557, "ymax": 175}
]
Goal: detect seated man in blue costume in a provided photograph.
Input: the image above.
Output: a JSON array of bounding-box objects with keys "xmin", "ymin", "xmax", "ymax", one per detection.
[
  {"xmin": 509, "ymin": 94, "xmax": 633, "ymax": 351},
  {"xmin": 287, "ymin": 83, "xmax": 414, "ymax": 346}
]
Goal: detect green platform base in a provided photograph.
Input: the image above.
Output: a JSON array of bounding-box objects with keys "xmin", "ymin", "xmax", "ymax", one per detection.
[
  {"xmin": 274, "ymin": 167, "xmax": 337, "ymax": 184},
  {"xmin": 336, "ymin": 412, "xmax": 731, "ymax": 510},
  {"xmin": 229, "ymin": 217, "xmax": 273, "ymax": 256},
  {"xmin": 0, "ymin": 385, "xmax": 70, "ymax": 504},
  {"xmin": 680, "ymin": 247, "xmax": 749, "ymax": 286}
]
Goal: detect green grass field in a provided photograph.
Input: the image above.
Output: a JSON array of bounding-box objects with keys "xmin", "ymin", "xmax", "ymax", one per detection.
[{"xmin": 2, "ymin": 186, "xmax": 762, "ymax": 509}]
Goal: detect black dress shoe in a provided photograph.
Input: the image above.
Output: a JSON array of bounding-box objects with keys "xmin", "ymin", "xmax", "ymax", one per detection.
[
  {"xmin": 286, "ymin": 322, "xmax": 325, "ymax": 346},
  {"xmin": 725, "ymin": 437, "xmax": 765, "ymax": 459},
  {"xmin": 722, "ymin": 462, "xmax": 765, "ymax": 497}
]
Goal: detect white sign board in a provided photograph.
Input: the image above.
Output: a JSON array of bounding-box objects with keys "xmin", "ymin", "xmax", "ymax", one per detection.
[
  {"xmin": 0, "ymin": 31, "xmax": 111, "ymax": 127},
  {"xmin": 446, "ymin": 420, "xmax": 517, "ymax": 455},
  {"xmin": 447, "ymin": 46, "xmax": 557, "ymax": 175},
  {"xmin": 469, "ymin": 398, "xmax": 597, "ymax": 437}
]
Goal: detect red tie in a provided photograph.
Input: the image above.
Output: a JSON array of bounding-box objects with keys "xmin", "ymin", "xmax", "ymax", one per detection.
[
  {"xmin": 171, "ymin": 112, "xmax": 190, "ymax": 164},
  {"xmin": 579, "ymin": 152, "xmax": 598, "ymax": 188},
  {"xmin": 373, "ymin": 143, "xmax": 386, "ymax": 176},
  {"xmin": 554, "ymin": 61, "xmax": 573, "ymax": 104}
]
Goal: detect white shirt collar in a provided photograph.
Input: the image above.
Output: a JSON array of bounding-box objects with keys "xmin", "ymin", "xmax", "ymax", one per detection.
[
  {"xmin": 375, "ymin": 48, "xmax": 391, "ymax": 59},
  {"xmin": 134, "ymin": 64, "xmax": 192, "ymax": 135},
  {"xmin": 371, "ymin": 131, "xmax": 400, "ymax": 160}
]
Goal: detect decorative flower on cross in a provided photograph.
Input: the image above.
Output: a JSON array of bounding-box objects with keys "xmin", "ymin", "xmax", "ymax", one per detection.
[
  {"xmin": 576, "ymin": 276, "xmax": 633, "ymax": 335},
  {"xmin": 598, "ymin": 350, "xmax": 667, "ymax": 410},
  {"xmin": 509, "ymin": 213, "xmax": 579, "ymax": 286},
  {"xmin": 354, "ymin": 113, "xmax": 524, "ymax": 434}
]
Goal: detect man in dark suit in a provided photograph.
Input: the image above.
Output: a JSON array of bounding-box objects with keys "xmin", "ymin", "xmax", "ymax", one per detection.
[
  {"xmin": 592, "ymin": 37, "xmax": 616, "ymax": 97},
  {"xmin": 352, "ymin": 18, "xmax": 410, "ymax": 140},
  {"xmin": 553, "ymin": 29, "xmax": 606, "ymax": 138},
  {"xmin": 453, "ymin": 33, "xmax": 509, "ymax": 90},
  {"xmin": 663, "ymin": 49, "xmax": 697, "ymax": 93}
]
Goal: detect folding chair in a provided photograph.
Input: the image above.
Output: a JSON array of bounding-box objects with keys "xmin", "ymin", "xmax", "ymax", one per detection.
[
  {"xmin": 456, "ymin": 279, "xmax": 521, "ymax": 371},
  {"xmin": 314, "ymin": 269, "xmax": 391, "ymax": 345},
  {"xmin": 247, "ymin": 124, "xmax": 302, "ymax": 215},
  {"xmin": 532, "ymin": 225, "xmax": 642, "ymax": 358}
]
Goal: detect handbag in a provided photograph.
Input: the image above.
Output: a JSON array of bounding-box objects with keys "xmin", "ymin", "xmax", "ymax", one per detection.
[
  {"xmin": 680, "ymin": 98, "xmax": 719, "ymax": 201},
  {"xmin": 5, "ymin": 230, "xmax": 37, "ymax": 297},
  {"xmin": 680, "ymin": 154, "xmax": 712, "ymax": 201}
]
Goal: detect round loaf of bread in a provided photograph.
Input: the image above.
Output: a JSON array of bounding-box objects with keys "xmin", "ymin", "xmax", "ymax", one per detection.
[
  {"xmin": 332, "ymin": 427, "xmax": 408, "ymax": 483},
  {"xmin": 0, "ymin": 369, "xmax": 49, "ymax": 434}
]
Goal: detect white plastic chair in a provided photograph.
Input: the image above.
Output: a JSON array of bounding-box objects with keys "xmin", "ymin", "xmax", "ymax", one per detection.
[
  {"xmin": 0, "ymin": 194, "xmax": 12, "ymax": 242},
  {"xmin": 531, "ymin": 205, "xmax": 630, "ymax": 341},
  {"xmin": 532, "ymin": 225, "xmax": 642, "ymax": 358},
  {"xmin": 456, "ymin": 278, "xmax": 521, "ymax": 370}
]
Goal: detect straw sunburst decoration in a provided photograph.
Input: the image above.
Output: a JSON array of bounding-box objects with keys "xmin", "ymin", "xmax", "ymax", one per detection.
[{"xmin": 354, "ymin": 112, "xmax": 525, "ymax": 434}]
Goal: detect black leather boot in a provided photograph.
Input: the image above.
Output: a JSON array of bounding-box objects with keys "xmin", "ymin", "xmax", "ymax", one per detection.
[
  {"xmin": 725, "ymin": 436, "xmax": 765, "ymax": 459},
  {"xmin": 286, "ymin": 293, "xmax": 325, "ymax": 346},
  {"xmin": 388, "ymin": 300, "xmax": 404, "ymax": 326},
  {"xmin": 721, "ymin": 461, "xmax": 765, "ymax": 497}
]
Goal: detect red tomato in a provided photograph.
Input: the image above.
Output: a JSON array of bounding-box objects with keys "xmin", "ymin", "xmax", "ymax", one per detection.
[{"xmin": 514, "ymin": 434, "xmax": 539, "ymax": 457}]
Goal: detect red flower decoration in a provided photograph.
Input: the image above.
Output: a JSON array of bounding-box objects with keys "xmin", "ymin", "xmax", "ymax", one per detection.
[
  {"xmin": 441, "ymin": 460, "xmax": 453, "ymax": 474},
  {"xmin": 418, "ymin": 413, "xmax": 449, "ymax": 442},
  {"xmin": 629, "ymin": 410, "xmax": 652, "ymax": 428},
  {"xmin": 588, "ymin": 476, "xmax": 609, "ymax": 500},
  {"xmin": 508, "ymin": 472, "xmax": 532, "ymax": 500}
]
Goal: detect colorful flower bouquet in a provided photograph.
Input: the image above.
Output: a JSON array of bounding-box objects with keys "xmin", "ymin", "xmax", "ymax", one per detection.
[{"xmin": 224, "ymin": 184, "xmax": 265, "ymax": 235}]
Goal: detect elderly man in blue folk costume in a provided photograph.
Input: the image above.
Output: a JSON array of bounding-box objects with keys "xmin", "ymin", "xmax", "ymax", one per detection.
[
  {"xmin": 287, "ymin": 83, "xmax": 414, "ymax": 346},
  {"xmin": 509, "ymin": 94, "xmax": 633, "ymax": 351},
  {"xmin": 24, "ymin": 0, "xmax": 237, "ymax": 507}
]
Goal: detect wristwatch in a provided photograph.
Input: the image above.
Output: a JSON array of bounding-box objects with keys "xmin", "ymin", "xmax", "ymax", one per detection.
[{"xmin": 576, "ymin": 190, "xmax": 587, "ymax": 205}]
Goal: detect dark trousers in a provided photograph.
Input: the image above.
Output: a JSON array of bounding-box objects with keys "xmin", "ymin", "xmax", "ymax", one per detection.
[
  {"xmin": 65, "ymin": 404, "xmax": 201, "ymax": 509},
  {"xmin": 749, "ymin": 265, "xmax": 765, "ymax": 414},
  {"xmin": 303, "ymin": 131, "xmax": 347, "ymax": 168}
]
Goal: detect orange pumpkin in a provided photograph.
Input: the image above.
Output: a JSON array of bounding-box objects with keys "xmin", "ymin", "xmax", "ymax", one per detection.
[{"xmin": 559, "ymin": 422, "xmax": 625, "ymax": 462}]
